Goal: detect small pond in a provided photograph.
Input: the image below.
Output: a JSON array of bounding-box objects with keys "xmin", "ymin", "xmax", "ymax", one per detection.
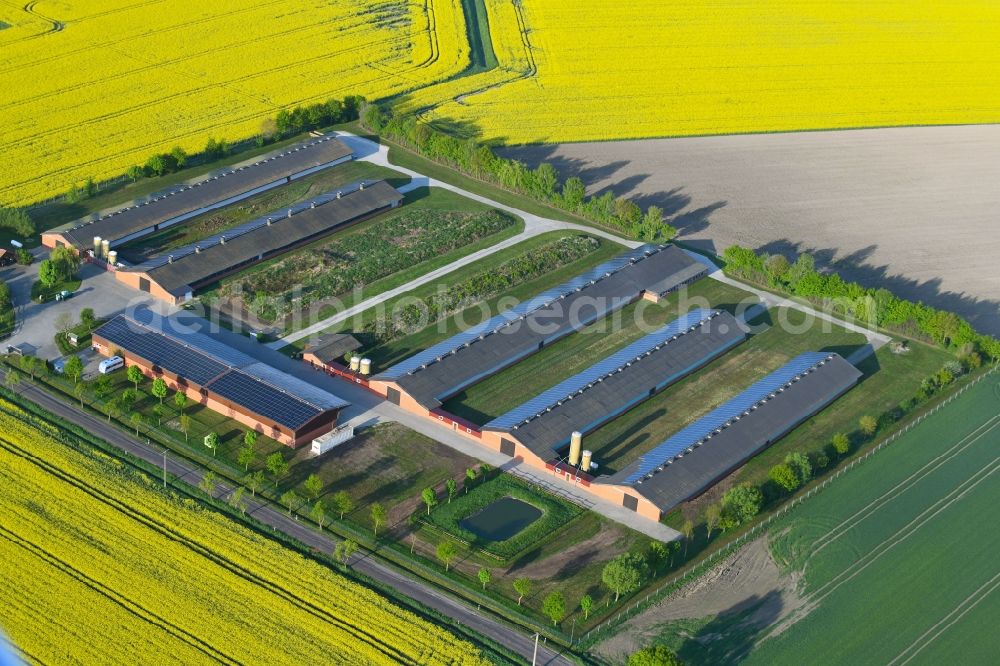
[{"xmin": 459, "ymin": 496, "xmax": 542, "ymax": 542}]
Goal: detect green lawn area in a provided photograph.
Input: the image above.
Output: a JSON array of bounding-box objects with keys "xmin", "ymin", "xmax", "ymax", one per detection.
[
  {"xmin": 581, "ymin": 306, "xmax": 870, "ymax": 475},
  {"xmin": 321, "ymin": 231, "xmax": 626, "ymax": 371},
  {"xmin": 118, "ymin": 160, "xmax": 409, "ymax": 259},
  {"xmin": 31, "ymin": 277, "xmax": 82, "ymax": 303},
  {"xmin": 443, "ymin": 278, "xmax": 755, "ymax": 423}
]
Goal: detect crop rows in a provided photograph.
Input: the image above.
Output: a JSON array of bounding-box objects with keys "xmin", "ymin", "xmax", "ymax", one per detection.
[
  {"xmin": 0, "ymin": 402, "xmax": 489, "ymax": 665},
  {"xmin": 424, "ymin": 0, "xmax": 1000, "ymax": 143},
  {"xmin": 0, "ymin": 0, "xmax": 470, "ymax": 205}
]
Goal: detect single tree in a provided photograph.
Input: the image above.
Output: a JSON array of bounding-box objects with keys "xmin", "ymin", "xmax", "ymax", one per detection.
[
  {"xmin": 229, "ymin": 487, "xmax": 247, "ymax": 515},
  {"xmin": 542, "ymin": 591, "xmax": 566, "ymax": 626},
  {"xmin": 580, "ymin": 594, "xmax": 593, "ymax": 620},
  {"xmin": 5, "ymin": 368, "xmax": 21, "ymax": 389},
  {"xmin": 785, "ymin": 452, "xmax": 812, "ymax": 485},
  {"xmin": 303, "ymin": 473, "xmax": 323, "ymax": 501},
  {"xmin": 179, "ymin": 413, "xmax": 191, "ymax": 441},
  {"xmin": 174, "ymin": 390, "xmax": 187, "ymax": 413},
  {"xmin": 245, "ymin": 470, "xmax": 265, "ymax": 496},
  {"xmin": 436, "ymin": 540, "xmax": 458, "ymax": 572},
  {"xmin": 104, "ymin": 397, "xmax": 120, "ymax": 423},
  {"xmin": 243, "ymin": 429, "xmax": 258, "ymax": 451},
  {"xmin": 859, "ymin": 415, "xmax": 878, "ymax": 437},
  {"xmin": 705, "ymin": 503, "xmax": 722, "ymax": 540},
  {"xmin": 769, "ymin": 462, "xmax": 800, "ymax": 493},
  {"xmin": 280, "ymin": 490, "xmax": 298, "ymax": 516},
  {"xmin": 648, "ymin": 540, "xmax": 671, "ymax": 573},
  {"xmin": 204, "ymin": 431, "xmax": 219, "ymax": 457},
  {"xmin": 265, "ymin": 452, "xmax": 289, "ymax": 487},
  {"xmin": 237, "ymin": 445, "xmax": 256, "ymax": 471},
  {"xmin": 55, "ymin": 312, "xmax": 74, "ymax": 336},
  {"xmin": 79, "ymin": 307, "xmax": 96, "ymax": 329},
  {"xmin": 126, "ymin": 364, "xmax": 144, "ymax": 390},
  {"xmin": 627, "ymin": 644, "xmax": 683, "ymax": 666},
  {"xmin": 129, "ymin": 411, "xmax": 143, "ymax": 436},
  {"xmin": 151, "ymin": 377, "xmax": 168, "ymax": 405},
  {"xmin": 832, "ymin": 432, "xmax": 850, "ymax": 456},
  {"xmin": 19, "ymin": 355, "xmax": 39, "ymax": 380},
  {"xmin": 63, "ymin": 355, "xmax": 84, "ymax": 384},
  {"xmin": 170, "ymin": 146, "xmax": 187, "ymax": 169},
  {"xmin": 126, "ymin": 165, "xmax": 143, "ymax": 182},
  {"xmin": 332, "ymin": 490, "xmax": 353, "ymax": 519},
  {"xmin": 370, "ymin": 502, "xmax": 387, "ymax": 537},
  {"xmin": 465, "ymin": 467, "xmax": 477, "ymax": 492},
  {"xmin": 681, "ymin": 519, "xmax": 695, "ymax": 556},
  {"xmin": 602, "ymin": 553, "xmax": 647, "ymax": 602},
  {"xmin": 198, "ymin": 471, "xmax": 217, "ymax": 495},
  {"xmin": 119, "ymin": 388, "xmax": 137, "ymax": 412},
  {"xmin": 445, "ymin": 478, "xmax": 457, "ymax": 503},
  {"xmin": 334, "ymin": 539, "xmax": 358, "ymax": 566},
  {"xmin": 151, "ymin": 404, "xmax": 164, "ymax": 426},
  {"xmin": 721, "ymin": 484, "xmax": 764, "ymax": 525},
  {"xmin": 513, "ymin": 577, "xmax": 531, "ymax": 606},
  {"xmin": 310, "ymin": 500, "xmax": 327, "ymax": 530},
  {"xmin": 38, "ymin": 259, "xmax": 59, "ymax": 287},
  {"xmin": 421, "ymin": 487, "xmax": 437, "ymax": 515},
  {"xmin": 478, "ymin": 567, "xmax": 492, "ymax": 590}
]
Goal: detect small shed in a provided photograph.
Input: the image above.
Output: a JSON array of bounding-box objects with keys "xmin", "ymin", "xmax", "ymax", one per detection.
[{"xmin": 302, "ymin": 332, "xmax": 362, "ymax": 367}]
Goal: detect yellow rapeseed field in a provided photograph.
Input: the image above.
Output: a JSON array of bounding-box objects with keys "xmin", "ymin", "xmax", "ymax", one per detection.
[
  {"xmin": 0, "ymin": 0, "xmax": 470, "ymax": 205},
  {"xmin": 0, "ymin": 403, "xmax": 490, "ymax": 665},
  {"xmin": 422, "ymin": 0, "xmax": 1000, "ymax": 143}
]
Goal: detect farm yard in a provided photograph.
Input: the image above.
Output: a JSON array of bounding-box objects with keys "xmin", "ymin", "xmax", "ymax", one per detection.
[
  {"xmin": 421, "ymin": 1, "xmax": 1000, "ymax": 142},
  {"xmin": 0, "ymin": 400, "xmax": 495, "ymax": 666},
  {"xmin": 0, "ymin": 0, "xmax": 470, "ymax": 205}
]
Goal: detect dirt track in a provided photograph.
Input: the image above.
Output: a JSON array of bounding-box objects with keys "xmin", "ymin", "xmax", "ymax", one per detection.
[{"xmin": 504, "ymin": 125, "xmax": 1000, "ymax": 335}]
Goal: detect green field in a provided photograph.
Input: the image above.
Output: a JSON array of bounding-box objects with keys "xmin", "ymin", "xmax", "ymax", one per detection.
[
  {"xmin": 443, "ymin": 278, "xmax": 754, "ymax": 423},
  {"xmin": 742, "ymin": 374, "xmax": 1000, "ymax": 665}
]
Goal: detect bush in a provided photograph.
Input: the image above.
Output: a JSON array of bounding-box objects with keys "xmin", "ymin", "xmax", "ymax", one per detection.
[
  {"xmin": 769, "ymin": 463, "xmax": 799, "ymax": 493},
  {"xmin": 0, "ymin": 207, "xmax": 35, "ymax": 238}
]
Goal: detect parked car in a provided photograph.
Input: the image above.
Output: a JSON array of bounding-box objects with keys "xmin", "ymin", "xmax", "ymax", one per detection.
[{"xmin": 55, "ymin": 290, "xmax": 73, "ymax": 301}]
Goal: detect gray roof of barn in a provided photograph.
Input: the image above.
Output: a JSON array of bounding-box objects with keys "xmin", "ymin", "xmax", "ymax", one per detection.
[
  {"xmin": 135, "ymin": 180, "xmax": 402, "ymax": 295},
  {"xmin": 379, "ymin": 244, "xmax": 707, "ymax": 409},
  {"xmin": 61, "ymin": 136, "xmax": 352, "ymax": 247},
  {"xmin": 598, "ymin": 353, "xmax": 862, "ymax": 511},
  {"xmin": 485, "ymin": 310, "xmax": 746, "ymax": 459}
]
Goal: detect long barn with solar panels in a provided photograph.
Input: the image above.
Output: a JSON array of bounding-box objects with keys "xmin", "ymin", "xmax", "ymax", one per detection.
[
  {"xmin": 480, "ymin": 309, "xmax": 746, "ymax": 466},
  {"xmin": 586, "ymin": 352, "xmax": 863, "ymax": 520},
  {"xmin": 114, "ymin": 180, "xmax": 402, "ymax": 304},
  {"xmin": 92, "ymin": 313, "xmax": 349, "ymax": 447},
  {"xmin": 369, "ymin": 244, "xmax": 707, "ymax": 414},
  {"xmin": 42, "ymin": 136, "xmax": 353, "ymax": 252}
]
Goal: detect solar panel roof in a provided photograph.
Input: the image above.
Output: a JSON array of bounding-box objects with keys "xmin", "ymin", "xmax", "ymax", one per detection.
[
  {"xmin": 62, "ymin": 136, "xmax": 352, "ymax": 247},
  {"xmin": 93, "ymin": 316, "xmax": 229, "ymax": 386},
  {"xmin": 376, "ymin": 244, "xmax": 708, "ymax": 408},
  {"xmin": 606, "ymin": 352, "xmax": 862, "ymax": 493},
  {"xmin": 484, "ymin": 309, "xmax": 747, "ymax": 457},
  {"xmin": 93, "ymin": 314, "xmax": 348, "ymax": 429}
]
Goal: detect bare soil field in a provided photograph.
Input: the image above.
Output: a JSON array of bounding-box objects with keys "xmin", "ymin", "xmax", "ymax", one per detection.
[
  {"xmin": 504, "ymin": 125, "xmax": 1000, "ymax": 335},
  {"xmin": 594, "ymin": 537, "xmax": 803, "ymax": 661}
]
